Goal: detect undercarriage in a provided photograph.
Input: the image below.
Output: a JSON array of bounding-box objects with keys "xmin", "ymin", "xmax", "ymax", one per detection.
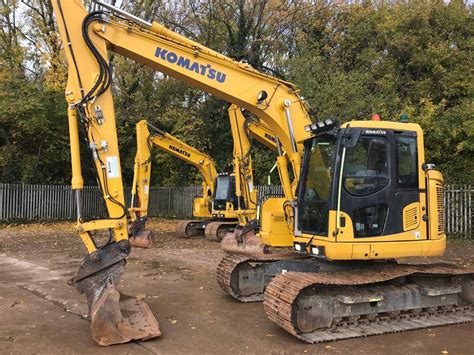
[{"xmin": 175, "ymin": 219, "xmax": 237, "ymax": 241}]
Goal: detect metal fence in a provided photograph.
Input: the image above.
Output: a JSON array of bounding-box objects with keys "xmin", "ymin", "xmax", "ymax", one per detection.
[
  {"xmin": 0, "ymin": 184, "xmax": 201, "ymax": 220},
  {"xmin": 444, "ymin": 184, "xmax": 472, "ymax": 240},
  {"xmin": 0, "ymin": 183, "xmax": 472, "ymax": 239}
]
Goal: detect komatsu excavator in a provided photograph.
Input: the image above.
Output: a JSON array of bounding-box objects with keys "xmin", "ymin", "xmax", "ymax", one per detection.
[
  {"xmin": 127, "ymin": 119, "xmax": 218, "ymax": 247},
  {"xmin": 52, "ymin": 0, "xmax": 473, "ymax": 346},
  {"xmin": 128, "ymin": 107, "xmax": 278, "ymax": 244}
]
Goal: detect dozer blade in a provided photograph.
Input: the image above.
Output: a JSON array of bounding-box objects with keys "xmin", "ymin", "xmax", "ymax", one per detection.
[
  {"xmin": 73, "ymin": 242, "xmax": 161, "ymax": 346},
  {"xmin": 130, "ymin": 229, "xmax": 153, "ymax": 248},
  {"xmin": 221, "ymin": 220, "xmax": 268, "ymax": 256}
]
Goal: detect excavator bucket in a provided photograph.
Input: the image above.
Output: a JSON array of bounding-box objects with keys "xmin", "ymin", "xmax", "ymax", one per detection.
[
  {"xmin": 221, "ymin": 220, "xmax": 268, "ymax": 256},
  {"xmin": 130, "ymin": 229, "xmax": 153, "ymax": 248},
  {"xmin": 73, "ymin": 242, "xmax": 161, "ymax": 346},
  {"xmin": 128, "ymin": 218, "xmax": 153, "ymax": 248}
]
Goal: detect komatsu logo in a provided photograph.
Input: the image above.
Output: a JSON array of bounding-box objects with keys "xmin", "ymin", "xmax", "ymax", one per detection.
[
  {"xmin": 169, "ymin": 145, "xmax": 191, "ymax": 158},
  {"xmin": 264, "ymin": 132, "xmax": 277, "ymax": 143},
  {"xmin": 365, "ymin": 129, "xmax": 387, "ymax": 135},
  {"xmin": 155, "ymin": 47, "xmax": 227, "ymax": 84}
]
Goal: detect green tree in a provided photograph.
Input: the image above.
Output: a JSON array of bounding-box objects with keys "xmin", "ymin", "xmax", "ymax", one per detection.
[{"xmin": 288, "ymin": 1, "xmax": 473, "ymax": 182}]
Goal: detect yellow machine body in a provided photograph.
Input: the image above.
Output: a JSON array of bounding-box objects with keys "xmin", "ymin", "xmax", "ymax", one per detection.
[
  {"xmin": 55, "ymin": 1, "xmax": 448, "ymax": 264},
  {"xmin": 53, "ymin": 0, "xmax": 446, "ymax": 267}
]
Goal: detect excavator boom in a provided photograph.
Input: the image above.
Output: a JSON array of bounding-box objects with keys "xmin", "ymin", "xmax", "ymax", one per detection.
[{"xmin": 51, "ymin": 0, "xmax": 166, "ymax": 345}]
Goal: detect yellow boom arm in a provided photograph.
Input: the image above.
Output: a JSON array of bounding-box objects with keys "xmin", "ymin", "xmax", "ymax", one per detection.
[
  {"xmin": 130, "ymin": 111, "xmax": 278, "ymax": 224},
  {"xmin": 228, "ymin": 105, "xmax": 280, "ymax": 224},
  {"xmin": 51, "ymin": 4, "xmax": 316, "ymax": 333},
  {"xmin": 52, "ymin": 0, "xmax": 316, "ymax": 258},
  {"xmin": 129, "ymin": 120, "xmax": 218, "ymax": 221}
]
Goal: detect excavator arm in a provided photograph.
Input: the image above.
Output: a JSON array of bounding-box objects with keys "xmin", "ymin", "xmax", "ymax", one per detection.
[
  {"xmin": 228, "ymin": 105, "xmax": 279, "ymax": 223},
  {"xmin": 55, "ymin": 0, "xmax": 312, "ymax": 196},
  {"xmin": 130, "ymin": 112, "xmax": 277, "ymax": 223},
  {"xmin": 228, "ymin": 105, "xmax": 256, "ymax": 223}
]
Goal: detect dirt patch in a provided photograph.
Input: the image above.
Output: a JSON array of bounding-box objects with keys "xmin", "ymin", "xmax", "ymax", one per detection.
[{"xmin": 0, "ymin": 219, "xmax": 473, "ymax": 354}]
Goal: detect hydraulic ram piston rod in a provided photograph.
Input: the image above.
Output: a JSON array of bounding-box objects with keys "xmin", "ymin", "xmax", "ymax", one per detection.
[{"xmin": 93, "ymin": 0, "xmax": 152, "ymax": 27}]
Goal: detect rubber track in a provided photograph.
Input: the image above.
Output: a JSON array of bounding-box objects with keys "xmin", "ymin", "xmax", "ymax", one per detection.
[
  {"xmin": 264, "ymin": 263, "xmax": 474, "ymax": 343},
  {"xmin": 216, "ymin": 252, "xmax": 308, "ymax": 303}
]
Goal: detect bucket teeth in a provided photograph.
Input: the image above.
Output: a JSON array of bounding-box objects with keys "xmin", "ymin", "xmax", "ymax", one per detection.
[{"xmin": 90, "ymin": 283, "xmax": 161, "ymax": 346}]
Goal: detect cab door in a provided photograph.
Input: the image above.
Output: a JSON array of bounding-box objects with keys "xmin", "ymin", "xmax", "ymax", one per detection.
[{"xmin": 336, "ymin": 129, "xmax": 422, "ymax": 240}]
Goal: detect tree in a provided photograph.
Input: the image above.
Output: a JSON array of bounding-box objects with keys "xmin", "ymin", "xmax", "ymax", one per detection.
[
  {"xmin": 288, "ymin": 1, "xmax": 473, "ymax": 182},
  {"xmin": 0, "ymin": 0, "xmax": 472, "ymax": 185}
]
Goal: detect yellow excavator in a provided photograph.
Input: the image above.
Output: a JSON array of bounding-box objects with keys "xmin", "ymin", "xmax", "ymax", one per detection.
[
  {"xmin": 128, "ymin": 107, "xmax": 278, "ymax": 245},
  {"xmin": 52, "ymin": 0, "xmax": 473, "ymax": 346},
  {"xmin": 127, "ymin": 119, "xmax": 217, "ymax": 247}
]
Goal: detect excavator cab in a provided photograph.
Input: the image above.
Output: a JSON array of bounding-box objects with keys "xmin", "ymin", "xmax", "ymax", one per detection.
[
  {"xmin": 293, "ymin": 119, "xmax": 446, "ymax": 260},
  {"xmin": 211, "ymin": 174, "xmax": 244, "ymax": 216}
]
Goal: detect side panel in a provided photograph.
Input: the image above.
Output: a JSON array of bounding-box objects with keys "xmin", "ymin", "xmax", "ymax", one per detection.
[{"xmin": 258, "ymin": 197, "xmax": 293, "ymax": 247}]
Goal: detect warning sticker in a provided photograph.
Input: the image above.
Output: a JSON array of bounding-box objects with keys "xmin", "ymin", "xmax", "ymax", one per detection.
[
  {"xmin": 144, "ymin": 185, "xmax": 149, "ymax": 194},
  {"xmin": 106, "ymin": 156, "xmax": 120, "ymax": 178}
]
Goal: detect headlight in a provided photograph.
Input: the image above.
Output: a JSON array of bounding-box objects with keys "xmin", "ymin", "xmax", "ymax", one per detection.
[
  {"xmin": 324, "ymin": 118, "xmax": 334, "ymax": 126},
  {"xmin": 310, "ymin": 245, "xmax": 325, "ymax": 258}
]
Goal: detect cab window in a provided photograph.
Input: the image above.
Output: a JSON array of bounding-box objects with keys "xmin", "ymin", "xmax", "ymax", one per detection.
[
  {"xmin": 214, "ymin": 176, "xmax": 229, "ymax": 200},
  {"xmin": 396, "ymin": 135, "xmax": 418, "ymax": 189},
  {"xmin": 298, "ymin": 134, "xmax": 337, "ymax": 235},
  {"xmin": 343, "ymin": 136, "xmax": 389, "ymax": 196}
]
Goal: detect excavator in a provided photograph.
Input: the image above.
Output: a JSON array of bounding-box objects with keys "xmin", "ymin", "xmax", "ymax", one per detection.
[
  {"xmin": 127, "ymin": 119, "xmax": 218, "ymax": 247},
  {"xmin": 128, "ymin": 106, "xmax": 278, "ymax": 245},
  {"xmin": 52, "ymin": 0, "xmax": 473, "ymax": 346}
]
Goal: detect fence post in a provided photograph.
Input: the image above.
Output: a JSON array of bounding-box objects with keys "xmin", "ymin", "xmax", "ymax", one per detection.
[{"xmin": 167, "ymin": 187, "xmax": 171, "ymax": 217}]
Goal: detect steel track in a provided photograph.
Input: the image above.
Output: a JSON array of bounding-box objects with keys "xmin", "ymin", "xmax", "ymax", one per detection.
[{"xmin": 264, "ymin": 264, "xmax": 474, "ymax": 343}]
